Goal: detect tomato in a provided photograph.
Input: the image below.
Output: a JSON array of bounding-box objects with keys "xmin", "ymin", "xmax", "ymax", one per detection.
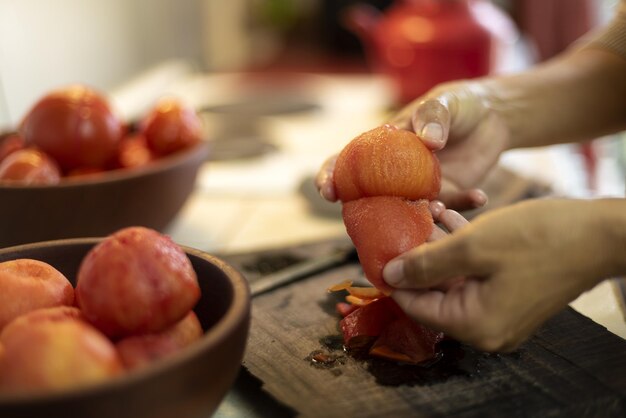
[
  {"xmin": 342, "ymin": 197, "xmax": 433, "ymax": 293},
  {"xmin": 141, "ymin": 97, "xmax": 202, "ymax": 156},
  {"xmin": 0, "ymin": 148, "xmax": 61, "ymax": 185},
  {"xmin": 19, "ymin": 85, "xmax": 123, "ymax": 172},
  {"xmin": 65, "ymin": 167, "xmax": 105, "ymax": 179},
  {"xmin": 0, "ymin": 134, "xmax": 24, "ymax": 163},
  {"xmin": 113, "ymin": 134, "xmax": 154, "ymax": 169}
]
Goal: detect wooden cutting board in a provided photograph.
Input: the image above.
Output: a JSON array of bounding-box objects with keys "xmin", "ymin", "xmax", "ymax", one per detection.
[{"xmin": 221, "ymin": 241, "xmax": 626, "ymax": 418}]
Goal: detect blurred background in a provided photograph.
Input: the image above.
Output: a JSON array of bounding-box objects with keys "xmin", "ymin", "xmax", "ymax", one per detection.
[
  {"xmin": 1, "ymin": 0, "xmax": 624, "ymax": 242},
  {"xmin": 0, "ymin": 0, "xmax": 621, "ymax": 125}
]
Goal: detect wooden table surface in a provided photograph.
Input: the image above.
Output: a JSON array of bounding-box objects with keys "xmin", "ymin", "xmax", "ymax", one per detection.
[{"xmin": 214, "ymin": 240, "xmax": 626, "ymax": 418}]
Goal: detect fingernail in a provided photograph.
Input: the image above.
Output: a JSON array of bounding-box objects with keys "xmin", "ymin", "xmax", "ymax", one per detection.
[
  {"xmin": 430, "ymin": 200, "xmax": 446, "ymax": 217},
  {"xmin": 420, "ymin": 122, "xmax": 443, "ymax": 144},
  {"xmin": 472, "ymin": 189, "xmax": 488, "ymax": 208},
  {"xmin": 320, "ymin": 183, "xmax": 336, "ymax": 202},
  {"xmin": 383, "ymin": 259, "xmax": 404, "ymax": 285}
]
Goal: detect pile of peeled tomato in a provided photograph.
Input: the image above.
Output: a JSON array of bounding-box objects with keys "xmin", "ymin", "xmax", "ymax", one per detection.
[
  {"xmin": 0, "ymin": 84, "xmax": 203, "ymax": 185},
  {"xmin": 329, "ymin": 281, "xmax": 444, "ymax": 365},
  {"xmin": 331, "ymin": 124, "xmax": 444, "ymax": 364}
]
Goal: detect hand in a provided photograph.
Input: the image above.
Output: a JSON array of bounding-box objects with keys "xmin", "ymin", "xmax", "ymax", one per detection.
[
  {"xmin": 315, "ymin": 80, "xmax": 505, "ymax": 210},
  {"xmin": 383, "ymin": 198, "xmax": 617, "ymax": 352},
  {"xmin": 424, "ymin": 200, "xmax": 470, "ymax": 292},
  {"xmin": 388, "ymin": 81, "xmax": 507, "ymax": 209}
]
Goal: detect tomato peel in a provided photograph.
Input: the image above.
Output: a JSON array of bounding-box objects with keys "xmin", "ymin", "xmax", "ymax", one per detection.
[
  {"xmin": 339, "ymin": 296, "xmax": 443, "ymax": 364},
  {"xmin": 327, "ymin": 280, "xmax": 353, "ymax": 292},
  {"xmin": 346, "ymin": 286, "xmax": 384, "ymax": 299},
  {"xmin": 340, "ymin": 297, "xmax": 401, "ymax": 348},
  {"xmin": 369, "ymin": 316, "xmax": 444, "ymax": 365}
]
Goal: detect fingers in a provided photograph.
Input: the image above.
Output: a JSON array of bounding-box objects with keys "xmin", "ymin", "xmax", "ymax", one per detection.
[
  {"xmin": 411, "ymin": 97, "xmax": 452, "ymax": 150},
  {"xmin": 384, "ymin": 199, "xmax": 474, "ymax": 288},
  {"xmin": 383, "ymin": 235, "xmax": 471, "ymax": 289},
  {"xmin": 390, "ymin": 280, "xmax": 483, "ymax": 339},
  {"xmin": 428, "ymin": 225, "xmax": 448, "ymax": 242},
  {"xmin": 438, "ymin": 179, "xmax": 488, "ymax": 210},
  {"xmin": 428, "ymin": 200, "xmax": 446, "ymax": 218},
  {"xmin": 314, "ymin": 155, "xmax": 338, "ymax": 202},
  {"xmin": 427, "ymin": 202, "xmax": 469, "ymax": 242},
  {"xmin": 386, "ymin": 91, "xmax": 455, "ymax": 150},
  {"xmin": 436, "ymin": 207, "xmax": 470, "ymax": 232},
  {"xmin": 391, "ymin": 285, "xmax": 528, "ymax": 353},
  {"xmin": 384, "ymin": 205, "xmax": 472, "ymax": 289}
]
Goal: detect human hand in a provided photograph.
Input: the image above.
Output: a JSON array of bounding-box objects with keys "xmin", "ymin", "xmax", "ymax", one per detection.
[
  {"xmin": 383, "ymin": 198, "xmax": 617, "ymax": 352},
  {"xmin": 315, "ymin": 81, "xmax": 506, "ymax": 210},
  {"xmin": 387, "ymin": 81, "xmax": 508, "ymax": 209}
]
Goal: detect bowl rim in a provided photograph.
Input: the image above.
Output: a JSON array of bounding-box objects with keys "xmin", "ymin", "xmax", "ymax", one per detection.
[
  {"xmin": 0, "ymin": 141, "xmax": 210, "ymax": 191},
  {"xmin": 0, "ymin": 237, "xmax": 250, "ymax": 405}
]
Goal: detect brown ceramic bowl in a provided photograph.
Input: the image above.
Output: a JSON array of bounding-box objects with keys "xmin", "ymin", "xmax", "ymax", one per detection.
[
  {"xmin": 0, "ymin": 238, "xmax": 250, "ymax": 418},
  {"xmin": 0, "ymin": 141, "xmax": 209, "ymax": 249}
]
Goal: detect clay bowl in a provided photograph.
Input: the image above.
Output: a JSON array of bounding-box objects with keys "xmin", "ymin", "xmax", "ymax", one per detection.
[
  {"xmin": 0, "ymin": 238, "xmax": 250, "ymax": 418},
  {"xmin": 0, "ymin": 141, "xmax": 209, "ymax": 249}
]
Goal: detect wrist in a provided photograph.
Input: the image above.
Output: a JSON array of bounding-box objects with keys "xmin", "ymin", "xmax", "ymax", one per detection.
[{"xmin": 480, "ymin": 77, "xmax": 527, "ymax": 151}]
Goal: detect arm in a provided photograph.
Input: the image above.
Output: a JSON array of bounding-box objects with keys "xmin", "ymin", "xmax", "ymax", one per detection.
[
  {"xmin": 384, "ymin": 14, "xmax": 626, "ymax": 196},
  {"xmin": 316, "ymin": 3, "xmax": 626, "ymax": 208},
  {"xmin": 484, "ymin": 46, "xmax": 626, "ymax": 150}
]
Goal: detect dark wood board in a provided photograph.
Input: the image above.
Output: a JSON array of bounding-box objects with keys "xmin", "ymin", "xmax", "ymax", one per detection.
[{"xmin": 220, "ymin": 241, "xmax": 626, "ymax": 418}]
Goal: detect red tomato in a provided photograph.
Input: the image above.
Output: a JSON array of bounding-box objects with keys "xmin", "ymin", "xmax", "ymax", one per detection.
[
  {"xmin": 141, "ymin": 98, "xmax": 202, "ymax": 156},
  {"xmin": 19, "ymin": 85, "xmax": 123, "ymax": 172},
  {"xmin": 0, "ymin": 148, "xmax": 61, "ymax": 185},
  {"xmin": 65, "ymin": 166, "xmax": 105, "ymax": 179},
  {"xmin": 113, "ymin": 134, "xmax": 154, "ymax": 169},
  {"xmin": 0, "ymin": 134, "xmax": 25, "ymax": 163}
]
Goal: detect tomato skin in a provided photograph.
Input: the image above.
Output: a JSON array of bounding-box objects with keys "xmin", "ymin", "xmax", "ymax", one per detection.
[
  {"xmin": 141, "ymin": 98, "xmax": 202, "ymax": 156},
  {"xmin": 0, "ymin": 148, "xmax": 61, "ymax": 185},
  {"xmin": 19, "ymin": 85, "xmax": 123, "ymax": 172},
  {"xmin": 340, "ymin": 296, "xmax": 444, "ymax": 364}
]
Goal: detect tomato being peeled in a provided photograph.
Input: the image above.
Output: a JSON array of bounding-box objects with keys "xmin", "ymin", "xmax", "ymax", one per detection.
[
  {"xmin": 19, "ymin": 85, "xmax": 123, "ymax": 172},
  {"xmin": 141, "ymin": 98, "xmax": 202, "ymax": 156}
]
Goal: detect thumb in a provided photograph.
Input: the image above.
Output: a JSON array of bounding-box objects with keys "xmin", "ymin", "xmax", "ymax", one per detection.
[
  {"xmin": 382, "ymin": 236, "xmax": 471, "ymax": 289},
  {"xmin": 411, "ymin": 82, "xmax": 491, "ymax": 151},
  {"xmin": 411, "ymin": 96, "xmax": 452, "ymax": 151}
]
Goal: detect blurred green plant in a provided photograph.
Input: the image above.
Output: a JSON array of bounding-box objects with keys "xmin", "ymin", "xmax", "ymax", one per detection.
[{"xmin": 257, "ymin": 0, "xmax": 300, "ymax": 30}]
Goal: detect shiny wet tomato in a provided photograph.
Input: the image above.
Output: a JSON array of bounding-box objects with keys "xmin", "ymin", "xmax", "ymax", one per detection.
[
  {"xmin": 19, "ymin": 85, "xmax": 123, "ymax": 172},
  {"xmin": 113, "ymin": 134, "xmax": 154, "ymax": 169},
  {"xmin": 0, "ymin": 134, "xmax": 24, "ymax": 163},
  {"xmin": 0, "ymin": 148, "xmax": 61, "ymax": 185},
  {"xmin": 141, "ymin": 98, "xmax": 202, "ymax": 156}
]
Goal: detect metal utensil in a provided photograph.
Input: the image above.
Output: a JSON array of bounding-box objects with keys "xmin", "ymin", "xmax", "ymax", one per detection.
[{"xmin": 250, "ymin": 246, "xmax": 357, "ymax": 297}]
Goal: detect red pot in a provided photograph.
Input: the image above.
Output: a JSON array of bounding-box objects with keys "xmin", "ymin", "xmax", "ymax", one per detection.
[{"xmin": 345, "ymin": 0, "xmax": 503, "ymax": 104}]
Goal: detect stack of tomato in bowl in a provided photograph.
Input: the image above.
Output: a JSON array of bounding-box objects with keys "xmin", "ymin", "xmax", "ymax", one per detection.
[
  {"xmin": 0, "ymin": 85, "xmax": 209, "ymax": 248},
  {"xmin": 0, "ymin": 226, "xmax": 250, "ymax": 418}
]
